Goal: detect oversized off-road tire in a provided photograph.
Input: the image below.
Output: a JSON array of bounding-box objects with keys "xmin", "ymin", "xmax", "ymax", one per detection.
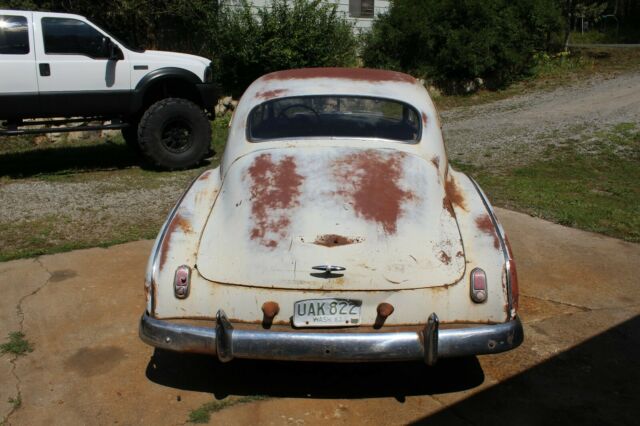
[
  {"xmin": 121, "ymin": 122, "xmax": 140, "ymax": 153},
  {"xmin": 138, "ymin": 98, "xmax": 211, "ymax": 170}
]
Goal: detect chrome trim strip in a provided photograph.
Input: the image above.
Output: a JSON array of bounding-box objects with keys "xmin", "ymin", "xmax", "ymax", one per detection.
[
  {"xmin": 468, "ymin": 176, "xmax": 514, "ymax": 317},
  {"xmin": 139, "ymin": 312, "xmax": 523, "ymax": 363}
]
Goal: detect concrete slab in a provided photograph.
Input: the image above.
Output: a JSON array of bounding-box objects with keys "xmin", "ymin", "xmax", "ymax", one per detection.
[{"xmin": 1, "ymin": 208, "xmax": 638, "ymax": 425}]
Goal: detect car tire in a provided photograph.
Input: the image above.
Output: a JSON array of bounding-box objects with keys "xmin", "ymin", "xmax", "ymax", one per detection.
[
  {"xmin": 138, "ymin": 98, "xmax": 211, "ymax": 170},
  {"xmin": 121, "ymin": 122, "xmax": 140, "ymax": 153}
]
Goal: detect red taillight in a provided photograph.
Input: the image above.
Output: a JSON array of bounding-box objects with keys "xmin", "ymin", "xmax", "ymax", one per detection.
[
  {"xmin": 470, "ymin": 268, "xmax": 487, "ymax": 303},
  {"xmin": 174, "ymin": 265, "xmax": 191, "ymax": 299}
]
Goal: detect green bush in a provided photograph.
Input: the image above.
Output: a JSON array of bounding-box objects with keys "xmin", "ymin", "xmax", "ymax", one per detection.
[
  {"xmin": 212, "ymin": 0, "xmax": 358, "ymax": 97},
  {"xmin": 362, "ymin": 0, "xmax": 564, "ymax": 93}
]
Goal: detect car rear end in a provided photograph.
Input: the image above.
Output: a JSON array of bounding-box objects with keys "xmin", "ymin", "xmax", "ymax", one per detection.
[{"xmin": 139, "ymin": 68, "xmax": 522, "ymax": 364}]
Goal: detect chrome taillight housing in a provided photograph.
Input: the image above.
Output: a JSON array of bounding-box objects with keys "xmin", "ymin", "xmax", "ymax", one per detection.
[
  {"xmin": 174, "ymin": 265, "xmax": 191, "ymax": 299},
  {"xmin": 470, "ymin": 267, "xmax": 487, "ymax": 303}
]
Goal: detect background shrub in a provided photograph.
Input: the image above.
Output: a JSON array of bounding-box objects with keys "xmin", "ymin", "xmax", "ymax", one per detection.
[
  {"xmin": 212, "ymin": 0, "xmax": 358, "ymax": 96},
  {"xmin": 362, "ymin": 0, "xmax": 564, "ymax": 93}
]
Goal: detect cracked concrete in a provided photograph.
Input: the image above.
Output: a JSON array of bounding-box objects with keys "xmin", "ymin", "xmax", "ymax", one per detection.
[{"xmin": 0, "ymin": 208, "xmax": 638, "ymax": 425}]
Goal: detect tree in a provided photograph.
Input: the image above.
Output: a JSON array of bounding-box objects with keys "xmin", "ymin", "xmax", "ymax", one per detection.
[{"xmin": 362, "ymin": 0, "xmax": 564, "ymax": 93}]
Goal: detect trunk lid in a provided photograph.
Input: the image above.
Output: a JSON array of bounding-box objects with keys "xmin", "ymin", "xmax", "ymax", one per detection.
[{"xmin": 197, "ymin": 147, "xmax": 465, "ymax": 290}]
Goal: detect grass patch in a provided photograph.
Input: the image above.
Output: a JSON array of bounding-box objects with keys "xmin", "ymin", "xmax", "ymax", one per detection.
[
  {"xmin": 188, "ymin": 395, "xmax": 269, "ymax": 423},
  {"xmin": 454, "ymin": 123, "xmax": 640, "ymax": 242},
  {"xmin": 0, "ymin": 332, "xmax": 34, "ymax": 356}
]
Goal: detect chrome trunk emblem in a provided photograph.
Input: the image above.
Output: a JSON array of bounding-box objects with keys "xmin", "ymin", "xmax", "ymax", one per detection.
[{"xmin": 312, "ymin": 264, "xmax": 346, "ymax": 273}]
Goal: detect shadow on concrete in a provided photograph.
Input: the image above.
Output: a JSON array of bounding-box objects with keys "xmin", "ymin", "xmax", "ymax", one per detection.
[
  {"xmin": 145, "ymin": 352, "xmax": 485, "ymax": 400},
  {"xmin": 410, "ymin": 315, "xmax": 640, "ymax": 425}
]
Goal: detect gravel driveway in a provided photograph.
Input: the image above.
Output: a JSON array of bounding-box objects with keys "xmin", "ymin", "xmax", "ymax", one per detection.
[{"xmin": 442, "ymin": 71, "xmax": 640, "ymax": 167}]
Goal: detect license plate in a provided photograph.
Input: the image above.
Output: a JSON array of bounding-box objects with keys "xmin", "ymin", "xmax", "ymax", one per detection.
[{"xmin": 293, "ymin": 299, "xmax": 362, "ymax": 327}]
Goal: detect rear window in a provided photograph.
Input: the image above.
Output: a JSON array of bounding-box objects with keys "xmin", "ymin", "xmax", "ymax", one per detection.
[
  {"xmin": 248, "ymin": 96, "xmax": 421, "ymax": 143},
  {"xmin": 0, "ymin": 15, "xmax": 29, "ymax": 54}
]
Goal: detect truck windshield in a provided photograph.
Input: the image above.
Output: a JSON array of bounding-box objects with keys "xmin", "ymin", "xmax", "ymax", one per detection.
[{"xmin": 248, "ymin": 96, "xmax": 421, "ymax": 143}]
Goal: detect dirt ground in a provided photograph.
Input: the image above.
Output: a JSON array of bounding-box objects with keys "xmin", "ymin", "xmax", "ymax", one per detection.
[{"xmin": 1, "ymin": 208, "xmax": 639, "ymax": 425}]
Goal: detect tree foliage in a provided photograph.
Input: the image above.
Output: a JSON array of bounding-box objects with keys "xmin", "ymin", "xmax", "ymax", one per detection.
[
  {"xmin": 362, "ymin": 0, "xmax": 564, "ymax": 93},
  {"xmin": 212, "ymin": 0, "xmax": 358, "ymax": 96}
]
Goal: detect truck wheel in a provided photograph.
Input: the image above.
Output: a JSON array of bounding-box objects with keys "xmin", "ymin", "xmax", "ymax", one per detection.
[
  {"xmin": 138, "ymin": 98, "xmax": 211, "ymax": 170},
  {"xmin": 121, "ymin": 123, "xmax": 140, "ymax": 153}
]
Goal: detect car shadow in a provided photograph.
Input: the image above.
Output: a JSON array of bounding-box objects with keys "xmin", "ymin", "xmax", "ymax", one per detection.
[
  {"xmin": 410, "ymin": 315, "xmax": 640, "ymax": 426},
  {"xmin": 145, "ymin": 351, "xmax": 485, "ymax": 400}
]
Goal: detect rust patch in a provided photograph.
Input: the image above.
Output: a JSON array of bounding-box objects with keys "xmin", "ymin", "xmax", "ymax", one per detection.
[
  {"xmin": 377, "ymin": 303, "xmax": 395, "ymax": 318},
  {"xmin": 374, "ymin": 302, "xmax": 395, "ymax": 329},
  {"xmin": 158, "ymin": 213, "xmax": 192, "ymax": 270},
  {"xmin": 475, "ymin": 214, "xmax": 500, "ymax": 249},
  {"xmin": 333, "ymin": 151, "xmax": 415, "ymax": 234},
  {"xmin": 262, "ymin": 67, "xmax": 416, "ymax": 84},
  {"xmin": 313, "ymin": 234, "xmax": 363, "ymax": 247},
  {"xmin": 255, "ymin": 88, "xmax": 288, "ymax": 99},
  {"xmin": 445, "ymin": 175, "xmax": 467, "ymax": 211},
  {"xmin": 422, "ymin": 111, "xmax": 428, "ymax": 125},
  {"xmin": 261, "ymin": 301, "xmax": 280, "ymax": 318},
  {"xmin": 248, "ymin": 153, "xmax": 303, "ymax": 248},
  {"xmin": 197, "ymin": 170, "xmax": 211, "ymax": 181},
  {"xmin": 431, "ymin": 156, "xmax": 440, "ymax": 169},
  {"xmin": 443, "ymin": 197, "xmax": 455, "ymax": 217},
  {"xmin": 504, "ymin": 234, "xmax": 515, "ymax": 258},
  {"xmin": 438, "ymin": 250, "xmax": 452, "ymax": 265}
]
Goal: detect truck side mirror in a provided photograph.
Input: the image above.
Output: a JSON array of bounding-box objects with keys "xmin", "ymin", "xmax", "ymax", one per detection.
[
  {"xmin": 102, "ymin": 37, "xmax": 121, "ymax": 61},
  {"xmin": 109, "ymin": 42, "xmax": 123, "ymax": 61}
]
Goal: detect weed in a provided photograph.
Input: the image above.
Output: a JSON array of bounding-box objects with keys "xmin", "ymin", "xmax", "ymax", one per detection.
[
  {"xmin": 8, "ymin": 395, "xmax": 21, "ymax": 409},
  {"xmin": 188, "ymin": 395, "xmax": 269, "ymax": 423},
  {"xmin": 0, "ymin": 332, "xmax": 34, "ymax": 356}
]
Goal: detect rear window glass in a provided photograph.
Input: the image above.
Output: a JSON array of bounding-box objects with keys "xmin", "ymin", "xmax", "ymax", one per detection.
[
  {"xmin": 248, "ymin": 96, "xmax": 421, "ymax": 142},
  {"xmin": 0, "ymin": 15, "xmax": 29, "ymax": 54}
]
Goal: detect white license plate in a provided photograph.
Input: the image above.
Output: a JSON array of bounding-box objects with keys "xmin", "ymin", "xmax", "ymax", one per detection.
[{"xmin": 293, "ymin": 299, "xmax": 362, "ymax": 328}]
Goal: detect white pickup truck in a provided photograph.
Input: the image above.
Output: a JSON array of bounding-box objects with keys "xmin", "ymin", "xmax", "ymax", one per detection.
[{"xmin": 0, "ymin": 10, "xmax": 218, "ymax": 169}]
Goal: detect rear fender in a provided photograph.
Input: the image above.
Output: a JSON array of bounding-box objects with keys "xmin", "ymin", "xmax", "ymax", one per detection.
[
  {"xmin": 145, "ymin": 168, "xmax": 222, "ymax": 315},
  {"xmin": 446, "ymin": 168, "xmax": 515, "ymax": 321}
]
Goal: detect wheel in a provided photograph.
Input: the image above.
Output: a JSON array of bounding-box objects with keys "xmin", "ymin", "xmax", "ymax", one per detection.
[
  {"xmin": 138, "ymin": 98, "xmax": 211, "ymax": 170},
  {"xmin": 121, "ymin": 122, "xmax": 140, "ymax": 153}
]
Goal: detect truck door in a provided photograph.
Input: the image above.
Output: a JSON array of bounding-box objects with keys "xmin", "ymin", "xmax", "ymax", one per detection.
[
  {"xmin": 33, "ymin": 13, "xmax": 131, "ymax": 117},
  {"xmin": 0, "ymin": 11, "xmax": 40, "ymax": 119}
]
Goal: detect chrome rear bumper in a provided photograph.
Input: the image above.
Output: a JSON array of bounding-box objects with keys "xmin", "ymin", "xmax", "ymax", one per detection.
[{"xmin": 139, "ymin": 310, "xmax": 523, "ymax": 365}]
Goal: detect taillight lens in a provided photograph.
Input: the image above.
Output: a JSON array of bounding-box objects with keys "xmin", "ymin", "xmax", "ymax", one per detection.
[
  {"xmin": 470, "ymin": 268, "xmax": 487, "ymax": 303},
  {"xmin": 174, "ymin": 265, "xmax": 191, "ymax": 299}
]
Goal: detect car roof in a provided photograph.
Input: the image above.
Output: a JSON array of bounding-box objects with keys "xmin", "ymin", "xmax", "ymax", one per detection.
[
  {"xmin": 243, "ymin": 68, "xmax": 432, "ymax": 113},
  {"xmin": 221, "ymin": 68, "xmax": 445, "ymax": 174}
]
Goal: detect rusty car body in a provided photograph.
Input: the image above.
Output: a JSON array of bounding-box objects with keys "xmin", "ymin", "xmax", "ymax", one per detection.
[{"xmin": 139, "ymin": 68, "xmax": 523, "ymax": 364}]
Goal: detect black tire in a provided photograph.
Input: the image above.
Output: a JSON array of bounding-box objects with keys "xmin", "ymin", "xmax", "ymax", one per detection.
[
  {"xmin": 138, "ymin": 98, "xmax": 211, "ymax": 170},
  {"xmin": 121, "ymin": 122, "xmax": 140, "ymax": 153}
]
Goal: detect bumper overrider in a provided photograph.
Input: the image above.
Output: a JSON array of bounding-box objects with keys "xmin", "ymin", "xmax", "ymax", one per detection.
[{"xmin": 139, "ymin": 310, "xmax": 523, "ymax": 365}]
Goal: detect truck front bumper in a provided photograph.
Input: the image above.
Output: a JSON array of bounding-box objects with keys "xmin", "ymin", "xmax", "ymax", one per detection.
[{"xmin": 139, "ymin": 311, "xmax": 523, "ymax": 365}]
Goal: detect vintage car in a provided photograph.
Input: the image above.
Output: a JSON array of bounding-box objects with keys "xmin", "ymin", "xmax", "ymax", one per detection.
[{"xmin": 139, "ymin": 68, "xmax": 523, "ymax": 364}]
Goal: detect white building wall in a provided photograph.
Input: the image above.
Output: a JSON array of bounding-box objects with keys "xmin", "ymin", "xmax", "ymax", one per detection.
[{"xmin": 225, "ymin": 0, "xmax": 390, "ymax": 32}]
